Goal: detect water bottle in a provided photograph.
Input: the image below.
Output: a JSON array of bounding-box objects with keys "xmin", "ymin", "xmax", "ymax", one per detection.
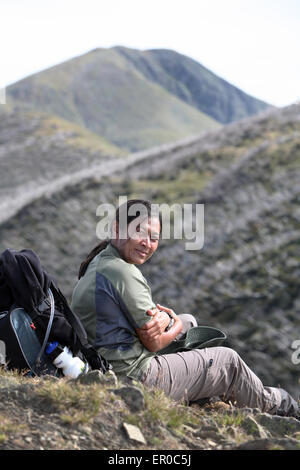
[{"xmin": 45, "ymin": 342, "xmax": 89, "ymax": 378}]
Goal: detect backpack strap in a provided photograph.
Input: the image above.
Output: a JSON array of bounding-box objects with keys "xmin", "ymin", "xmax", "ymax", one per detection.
[
  {"xmin": 35, "ymin": 288, "xmax": 55, "ymax": 365},
  {"xmin": 50, "ymin": 282, "xmax": 111, "ymax": 373},
  {"xmin": 50, "ymin": 282, "xmax": 89, "ymax": 348}
]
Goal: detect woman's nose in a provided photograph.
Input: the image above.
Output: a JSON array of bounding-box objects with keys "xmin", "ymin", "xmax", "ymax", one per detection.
[{"xmin": 141, "ymin": 236, "xmax": 151, "ymax": 248}]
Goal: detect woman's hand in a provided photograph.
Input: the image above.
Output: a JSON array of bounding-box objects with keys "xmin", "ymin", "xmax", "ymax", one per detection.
[
  {"xmin": 138, "ymin": 307, "xmax": 170, "ymax": 340},
  {"xmin": 155, "ymin": 304, "xmax": 177, "ymax": 320},
  {"xmin": 136, "ymin": 304, "xmax": 183, "ymax": 352}
]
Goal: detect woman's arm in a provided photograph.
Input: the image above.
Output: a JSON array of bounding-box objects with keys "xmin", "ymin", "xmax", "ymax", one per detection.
[
  {"xmin": 136, "ymin": 304, "xmax": 183, "ymax": 352},
  {"xmin": 138, "ymin": 306, "xmax": 170, "ymax": 339}
]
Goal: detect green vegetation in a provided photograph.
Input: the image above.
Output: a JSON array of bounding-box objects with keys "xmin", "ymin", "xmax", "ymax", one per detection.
[
  {"xmin": 34, "ymin": 113, "xmax": 124, "ymax": 156},
  {"xmin": 116, "ymin": 46, "xmax": 269, "ymax": 124},
  {"xmin": 6, "ymin": 47, "xmax": 219, "ymax": 152},
  {"xmin": 6, "ymin": 46, "xmax": 270, "ymax": 152},
  {"xmin": 36, "ymin": 380, "xmax": 105, "ymax": 425},
  {"xmin": 143, "ymin": 388, "xmax": 198, "ymax": 430},
  {"xmin": 214, "ymin": 412, "xmax": 244, "ymax": 428},
  {"xmin": 117, "ymin": 169, "xmax": 210, "ymax": 204}
]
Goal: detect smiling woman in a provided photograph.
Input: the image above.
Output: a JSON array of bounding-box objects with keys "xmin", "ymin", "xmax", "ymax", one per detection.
[
  {"xmin": 72, "ymin": 199, "xmax": 172, "ymax": 379},
  {"xmin": 71, "ymin": 199, "xmax": 299, "ymax": 418},
  {"xmin": 114, "ymin": 215, "xmax": 161, "ymax": 265}
]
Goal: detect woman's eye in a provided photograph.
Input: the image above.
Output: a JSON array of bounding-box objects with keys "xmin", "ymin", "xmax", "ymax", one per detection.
[{"xmin": 139, "ymin": 229, "xmax": 148, "ymax": 237}]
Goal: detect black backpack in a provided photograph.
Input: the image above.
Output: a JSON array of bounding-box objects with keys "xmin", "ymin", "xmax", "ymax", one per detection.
[{"xmin": 0, "ymin": 248, "xmax": 111, "ymax": 376}]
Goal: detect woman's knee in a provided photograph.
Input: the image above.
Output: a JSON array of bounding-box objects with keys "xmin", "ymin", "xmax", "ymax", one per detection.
[{"xmin": 210, "ymin": 346, "xmax": 241, "ymax": 367}]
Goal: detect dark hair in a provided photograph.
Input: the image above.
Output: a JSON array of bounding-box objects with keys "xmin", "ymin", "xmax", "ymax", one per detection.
[{"xmin": 78, "ymin": 199, "xmax": 161, "ymax": 279}]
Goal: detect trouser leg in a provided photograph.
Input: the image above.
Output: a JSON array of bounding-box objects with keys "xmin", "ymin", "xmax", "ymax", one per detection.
[
  {"xmin": 141, "ymin": 346, "xmax": 292, "ymax": 415},
  {"xmin": 276, "ymin": 388, "xmax": 299, "ymax": 416}
]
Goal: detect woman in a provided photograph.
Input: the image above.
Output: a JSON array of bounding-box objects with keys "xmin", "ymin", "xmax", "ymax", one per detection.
[{"xmin": 71, "ymin": 199, "xmax": 298, "ymax": 416}]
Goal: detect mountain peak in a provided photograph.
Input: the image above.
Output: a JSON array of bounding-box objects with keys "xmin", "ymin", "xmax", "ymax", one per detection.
[{"xmin": 6, "ymin": 46, "xmax": 270, "ymax": 151}]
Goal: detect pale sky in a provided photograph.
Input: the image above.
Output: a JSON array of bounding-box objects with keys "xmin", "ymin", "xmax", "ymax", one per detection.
[{"xmin": 1, "ymin": 0, "xmax": 300, "ymax": 107}]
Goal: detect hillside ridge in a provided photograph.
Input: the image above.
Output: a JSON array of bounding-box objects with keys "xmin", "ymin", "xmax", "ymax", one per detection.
[
  {"xmin": 115, "ymin": 46, "xmax": 270, "ymax": 123},
  {"xmin": 5, "ymin": 46, "xmax": 270, "ymax": 151},
  {"xmin": 0, "ymin": 103, "xmax": 299, "ymax": 399}
]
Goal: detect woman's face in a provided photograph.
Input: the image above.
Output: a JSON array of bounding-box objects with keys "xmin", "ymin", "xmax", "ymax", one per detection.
[{"xmin": 114, "ymin": 216, "xmax": 160, "ymax": 265}]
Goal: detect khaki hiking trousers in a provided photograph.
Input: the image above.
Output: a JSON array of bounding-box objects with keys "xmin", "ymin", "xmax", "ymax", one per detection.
[{"xmin": 141, "ymin": 314, "xmax": 298, "ymax": 416}]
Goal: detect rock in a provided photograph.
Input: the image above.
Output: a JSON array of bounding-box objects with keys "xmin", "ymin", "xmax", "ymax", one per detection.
[
  {"xmin": 203, "ymin": 400, "xmax": 231, "ymax": 412},
  {"xmin": 78, "ymin": 424, "xmax": 93, "ymax": 436},
  {"xmin": 102, "ymin": 369, "xmax": 118, "ymax": 386},
  {"xmin": 206, "ymin": 439, "xmax": 218, "ymax": 448},
  {"xmin": 219, "ymin": 437, "xmax": 237, "ymax": 448},
  {"xmin": 238, "ymin": 407, "xmax": 261, "ymax": 415},
  {"xmin": 74, "ymin": 369, "xmax": 118, "ymax": 386},
  {"xmin": 122, "ymin": 422, "xmax": 146, "ymax": 444},
  {"xmin": 241, "ymin": 415, "xmax": 269, "ymax": 438},
  {"xmin": 255, "ymin": 413, "xmax": 300, "ymax": 437},
  {"xmin": 236, "ymin": 437, "xmax": 300, "ymax": 450},
  {"xmin": 194, "ymin": 423, "xmax": 220, "ymax": 439},
  {"xmin": 41, "ymin": 375, "xmax": 60, "ymax": 383},
  {"xmin": 112, "ymin": 386, "xmax": 145, "ymax": 412},
  {"xmin": 71, "ymin": 370, "xmax": 101, "ymax": 385}
]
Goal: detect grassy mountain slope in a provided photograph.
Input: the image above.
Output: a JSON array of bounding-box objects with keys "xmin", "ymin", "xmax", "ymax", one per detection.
[
  {"xmin": 6, "ymin": 48, "xmax": 220, "ymax": 152},
  {"xmin": 115, "ymin": 46, "xmax": 270, "ymax": 124},
  {"xmin": 0, "ymin": 104, "xmax": 299, "ymax": 398}
]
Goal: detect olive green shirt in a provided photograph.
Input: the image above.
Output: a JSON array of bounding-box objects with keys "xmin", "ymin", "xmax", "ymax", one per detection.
[{"xmin": 71, "ymin": 243, "xmax": 155, "ymax": 379}]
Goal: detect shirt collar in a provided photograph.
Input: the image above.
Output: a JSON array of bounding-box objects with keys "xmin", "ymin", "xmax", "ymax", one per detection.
[{"xmin": 103, "ymin": 241, "xmax": 123, "ymax": 260}]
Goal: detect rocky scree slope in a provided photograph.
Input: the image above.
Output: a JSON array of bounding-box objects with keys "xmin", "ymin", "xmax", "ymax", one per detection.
[
  {"xmin": 0, "ymin": 108, "xmax": 125, "ymax": 225},
  {"xmin": 0, "ymin": 105, "xmax": 299, "ymax": 398}
]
